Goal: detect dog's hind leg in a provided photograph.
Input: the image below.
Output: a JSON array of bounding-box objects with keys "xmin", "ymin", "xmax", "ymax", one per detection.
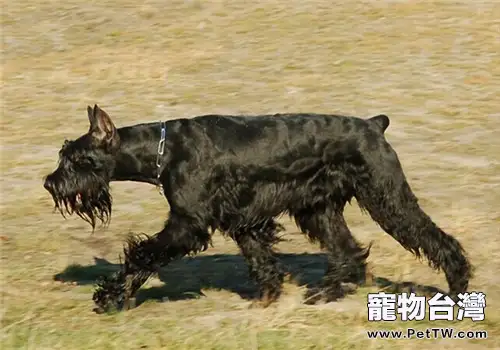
[
  {"xmin": 355, "ymin": 142, "xmax": 472, "ymax": 298},
  {"xmin": 230, "ymin": 218, "xmax": 285, "ymax": 308},
  {"xmin": 294, "ymin": 203, "xmax": 371, "ymax": 305}
]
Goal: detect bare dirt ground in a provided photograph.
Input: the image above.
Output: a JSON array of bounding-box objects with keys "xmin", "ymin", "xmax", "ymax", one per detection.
[{"xmin": 1, "ymin": 1, "xmax": 499, "ymax": 349}]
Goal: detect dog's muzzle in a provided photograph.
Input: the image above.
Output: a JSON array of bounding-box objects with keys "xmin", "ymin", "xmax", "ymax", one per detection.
[
  {"xmin": 44, "ymin": 173, "xmax": 83, "ymax": 207},
  {"xmin": 43, "ymin": 169, "xmax": 112, "ymax": 228}
]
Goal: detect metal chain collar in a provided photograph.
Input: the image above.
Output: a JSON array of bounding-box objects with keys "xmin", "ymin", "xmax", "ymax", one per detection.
[{"xmin": 155, "ymin": 121, "xmax": 166, "ymax": 196}]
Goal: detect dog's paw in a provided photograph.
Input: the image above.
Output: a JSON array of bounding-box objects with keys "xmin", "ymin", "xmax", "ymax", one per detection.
[
  {"xmin": 122, "ymin": 297, "xmax": 137, "ymax": 311},
  {"xmin": 92, "ymin": 273, "xmax": 128, "ymax": 314},
  {"xmin": 92, "ymin": 297, "xmax": 134, "ymax": 314}
]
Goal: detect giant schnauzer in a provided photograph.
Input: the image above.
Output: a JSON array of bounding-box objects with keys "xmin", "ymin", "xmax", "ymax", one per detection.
[{"xmin": 43, "ymin": 105, "xmax": 472, "ymax": 313}]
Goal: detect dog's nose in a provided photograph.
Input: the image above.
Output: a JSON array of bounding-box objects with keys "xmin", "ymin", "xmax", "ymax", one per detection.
[{"xmin": 43, "ymin": 177, "xmax": 52, "ymax": 191}]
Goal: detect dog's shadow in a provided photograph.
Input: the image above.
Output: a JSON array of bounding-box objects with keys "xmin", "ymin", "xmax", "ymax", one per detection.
[{"xmin": 54, "ymin": 254, "xmax": 446, "ymax": 306}]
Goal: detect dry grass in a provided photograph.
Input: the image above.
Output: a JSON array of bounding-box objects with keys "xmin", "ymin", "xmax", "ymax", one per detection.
[{"xmin": 1, "ymin": 0, "xmax": 499, "ymax": 349}]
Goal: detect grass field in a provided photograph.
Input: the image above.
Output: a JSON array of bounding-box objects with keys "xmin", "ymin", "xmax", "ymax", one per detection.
[{"xmin": 2, "ymin": 0, "xmax": 499, "ymax": 349}]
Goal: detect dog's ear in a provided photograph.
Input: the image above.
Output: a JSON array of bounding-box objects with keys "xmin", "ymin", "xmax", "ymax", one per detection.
[
  {"xmin": 87, "ymin": 105, "xmax": 96, "ymax": 126},
  {"xmin": 88, "ymin": 104, "xmax": 120, "ymax": 149},
  {"xmin": 368, "ymin": 114, "xmax": 390, "ymax": 133}
]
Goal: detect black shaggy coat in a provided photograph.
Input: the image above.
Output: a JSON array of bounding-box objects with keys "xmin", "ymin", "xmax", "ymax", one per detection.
[{"xmin": 43, "ymin": 106, "xmax": 472, "ymax": 313}]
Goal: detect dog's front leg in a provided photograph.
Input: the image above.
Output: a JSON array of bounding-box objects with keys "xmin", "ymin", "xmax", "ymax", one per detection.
[{"xmin": 93, "ymin": 213, "xmax": 211, "ymax": 313}]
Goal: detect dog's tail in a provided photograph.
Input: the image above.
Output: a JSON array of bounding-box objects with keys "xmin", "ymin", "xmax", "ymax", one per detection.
[
  {"xmin": 354, "ymin": 140, "xmax": 472, "ymax": 297},
  {"xmin": 368, "ymin": 114, "xmax": 390, "ymax": 133}
]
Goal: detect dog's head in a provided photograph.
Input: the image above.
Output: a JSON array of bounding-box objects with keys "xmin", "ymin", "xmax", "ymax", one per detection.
[{"xmin": 43, "ymin": 105, "xmax": 120, "ymax": 228}]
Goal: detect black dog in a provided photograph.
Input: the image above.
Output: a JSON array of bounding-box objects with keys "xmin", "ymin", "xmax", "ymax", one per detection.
[{"xmin": 43, "ymin": 105, "xmax": 472, "ymax": 313}]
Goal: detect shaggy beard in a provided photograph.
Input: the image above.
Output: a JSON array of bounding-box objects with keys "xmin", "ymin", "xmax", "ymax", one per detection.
[{"xmin": 44, "ymin": 171, "xmax": 112, "ymax": 229}]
